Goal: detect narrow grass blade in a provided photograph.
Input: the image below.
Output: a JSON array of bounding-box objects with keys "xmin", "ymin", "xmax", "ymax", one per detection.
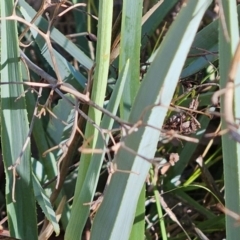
[{"xmin": 65, "ymin": 1, "xmax": 114, "ymax": 239}]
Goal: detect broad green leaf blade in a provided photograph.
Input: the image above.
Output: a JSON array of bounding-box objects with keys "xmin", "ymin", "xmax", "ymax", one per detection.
[
  {"xmin": 65, "ymin": 59, "xmax": 129, "ymax": 239},
  {"xmin": 32, "ymin": 174, "xmax": 60, "ymax": 235},
  {"xmin": 118, "ymin": 1, "xmax": 144, "ymax": 237},
  {"xmin": 90, "ymin": 1, "xmax": 212, "ymax": 240},
  {"xmin": 0, "ymin": 1, "xmax": 37, "ymax": 239},
  {"xmin": 219, "ymin": 1, "xmax": 240, "ymax": 239},
  {"xmin": 119, "ymin": 0, "xmax": 142, "ymax": 120}
]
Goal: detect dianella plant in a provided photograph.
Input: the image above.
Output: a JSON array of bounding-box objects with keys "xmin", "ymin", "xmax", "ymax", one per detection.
[{"xmin": 1, "ymin": 0, "xmax": 240, "ymax": 239}]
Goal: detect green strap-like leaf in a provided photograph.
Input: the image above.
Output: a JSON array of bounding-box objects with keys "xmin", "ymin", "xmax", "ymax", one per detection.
[
  {"xmin": 118, "ymin": 0, "xmax": 142, "ymax": 120},
  {"xmin": 219, "ymin": 1, "xmax": 240, "ymax": 239},
  {"xmin": 0, "ymin": 1, "xmax": 38, "ymax": 239}
]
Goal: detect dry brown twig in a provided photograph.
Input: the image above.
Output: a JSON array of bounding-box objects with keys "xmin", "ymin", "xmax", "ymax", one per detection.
[
  {"xmin": 212, "ymin": 40, "xmax": 240, "ymax": 143},
  {"xmin": 216, "ymin": 203, "xmax": 240, "ymax": 226}
]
